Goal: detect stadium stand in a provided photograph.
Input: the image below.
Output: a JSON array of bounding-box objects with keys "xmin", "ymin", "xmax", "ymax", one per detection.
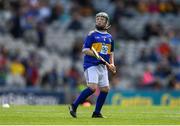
[{"xmin": 0, "ymin": 0, "xmax": 179, "ymax": 95}]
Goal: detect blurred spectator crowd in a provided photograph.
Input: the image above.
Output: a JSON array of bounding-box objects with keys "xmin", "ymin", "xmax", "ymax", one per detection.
[{"xmin": 0, "ymin": 0, "xmax": 180, "ymax": 91}]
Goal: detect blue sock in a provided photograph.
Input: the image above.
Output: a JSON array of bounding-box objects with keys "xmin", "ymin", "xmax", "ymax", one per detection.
[
  {"xmin": 73, "ymin": 87, "xmax": 94, "ymax": 110},
  {"xmin": 94, "ymin": 91, "xmax": 108, "ymax": 114}
]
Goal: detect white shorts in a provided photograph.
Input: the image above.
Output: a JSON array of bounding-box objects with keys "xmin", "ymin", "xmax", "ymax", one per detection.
[{"xmin": 84, "ymin": 64, "xmax": 109, "ymax": 87}]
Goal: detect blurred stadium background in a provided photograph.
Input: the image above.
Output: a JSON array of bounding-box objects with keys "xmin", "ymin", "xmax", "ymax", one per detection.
[{"xmin": 0, "ymin": 0, "xmax": 180, "ymax": 106}]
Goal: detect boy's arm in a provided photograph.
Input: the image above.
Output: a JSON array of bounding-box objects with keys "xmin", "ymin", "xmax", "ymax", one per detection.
[
  {"xmin": 109, "ymin": 52, "xmax": 114, "ymax": 65},
  {"xmin": 82, "ymin": 48, "xmax": 97, "ymax": 57},
  {"xmin": 82, "ymin": 31, "xmax": 96, "ymax": 57}
]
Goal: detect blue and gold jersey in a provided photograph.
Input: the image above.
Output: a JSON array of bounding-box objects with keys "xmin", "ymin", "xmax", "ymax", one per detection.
[{"xmin": 82, "ymin": 30, "xmax": 114, "ymax": 70}]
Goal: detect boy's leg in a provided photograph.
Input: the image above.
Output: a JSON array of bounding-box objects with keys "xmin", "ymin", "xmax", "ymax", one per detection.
[
  {"xmin": 72, "ymin": 86, "xmax": 95, "ymax": 109},
  {"xmin": 69, "ymin": 86, "xmax": 94, "ymax": 118},
  {"xmin": 69, "ymin": 66, "xmax": 98, "ymax": 118},
  {"xmin": 69, "ymin": 85, "xmax": 96, "ymax": 118},
  {"xmin": 73, "ymin": 66, "xmax": 99, "ymax": 109},
  {"xmin": 92, "ymin": 86, "xmax": 109, "ymax": 118}
]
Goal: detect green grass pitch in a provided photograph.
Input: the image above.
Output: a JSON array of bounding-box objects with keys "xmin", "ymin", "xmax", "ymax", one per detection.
[{"xmin": 0, "ymin": 105, "xmax": 180, "ymax": 125}]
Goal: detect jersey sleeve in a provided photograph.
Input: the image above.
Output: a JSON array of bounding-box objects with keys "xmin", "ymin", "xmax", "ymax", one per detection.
[
  {"xmin": 111, "ymin": 39, "xmax": 114, "ymax": 52},
  {"xmin": 83, "ymin": 33, "xmax": 94, "ymax": 49}
]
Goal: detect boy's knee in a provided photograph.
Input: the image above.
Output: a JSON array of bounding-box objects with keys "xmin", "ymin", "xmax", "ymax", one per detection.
[
  {"xmin": 87, "ymin": 83, "xmax": 97, "ymax": 92},
  {"xmin": 100, "ymin": 86, "xmax": 110, "ymax": 92}
]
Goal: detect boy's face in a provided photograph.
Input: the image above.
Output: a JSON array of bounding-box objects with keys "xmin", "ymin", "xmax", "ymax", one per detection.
[{"xmin": 95, "ymin": 16, "xmax": 107, "ymax": 30}]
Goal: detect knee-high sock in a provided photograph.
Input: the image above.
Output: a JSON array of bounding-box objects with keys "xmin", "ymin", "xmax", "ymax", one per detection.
[
  {"xmin": 94, "ymin": 91, "xmax": 108, "ymax": 114},
  {"xmin": 73, "ymin": 87, "xmax": 94, "ymax": 110}
]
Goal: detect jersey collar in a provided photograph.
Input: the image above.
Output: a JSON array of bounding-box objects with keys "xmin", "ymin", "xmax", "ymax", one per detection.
[{"xmin": 95, "ymin": 29, "xmax": 108, "ymax": 34}]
